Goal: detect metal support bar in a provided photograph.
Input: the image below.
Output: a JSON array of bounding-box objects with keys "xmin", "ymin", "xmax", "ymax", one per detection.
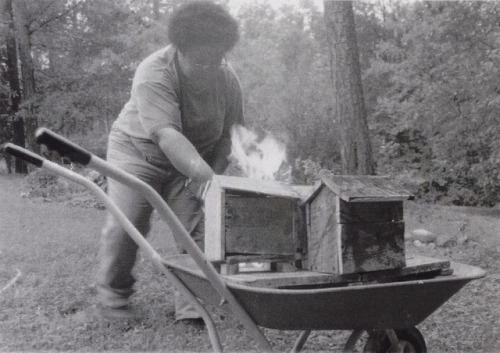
[
  {"xmin": 343, "ymin": 330, "xmax": 364, "ymax": 352},
  {"xmin": 386, "ymin": 329, "xmax": 405, "ymax": 353},
  {"xmin": 291, "ymin": 330, "xmax": 311, "ymax": 353}
]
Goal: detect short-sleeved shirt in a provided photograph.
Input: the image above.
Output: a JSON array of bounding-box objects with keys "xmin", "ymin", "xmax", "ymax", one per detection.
[{"xmin": 113, "ymin": 45, "xmax": 244, "ymax": 168}]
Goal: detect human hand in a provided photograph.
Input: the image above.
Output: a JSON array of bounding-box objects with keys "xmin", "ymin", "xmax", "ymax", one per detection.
[{"xmin": 184, "ymin": 178, "xmax": 211, "ymax": 202}]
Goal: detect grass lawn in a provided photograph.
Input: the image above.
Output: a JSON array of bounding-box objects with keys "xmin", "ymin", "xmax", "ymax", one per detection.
[{"xmin": 1, "ymin": 174, "xmax": 499, "ymax": 352}]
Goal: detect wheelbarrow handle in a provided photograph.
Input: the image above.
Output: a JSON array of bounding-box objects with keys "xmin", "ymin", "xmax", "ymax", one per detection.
[
  {"xmin": 3, "ymin": 142, "xmax": 225, "ymax": 352},
  {"xmin": 31, "ymin": 128, "xmax": 272, "ymax": 351},
  {"xmin": 1, "ymin": 143, "xmax": 44, "ymax": 168},
  {"xmin": 35, "ymin": 127, "xmax": 92, "ymax": 166}
]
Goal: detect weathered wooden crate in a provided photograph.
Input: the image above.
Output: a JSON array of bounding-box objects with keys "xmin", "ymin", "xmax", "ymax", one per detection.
[
  {"xmin": 304, "ymin": 175, "xmax": 413, "ymax": 275},
  {"xmin": 204, "ymin": 175, "xmax": 306, "ymax": 267}
]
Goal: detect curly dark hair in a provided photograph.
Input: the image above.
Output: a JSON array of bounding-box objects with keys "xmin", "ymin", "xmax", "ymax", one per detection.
[{"xmin": 167, "ymin": 1, "xmax": 239, "ymax": 53}]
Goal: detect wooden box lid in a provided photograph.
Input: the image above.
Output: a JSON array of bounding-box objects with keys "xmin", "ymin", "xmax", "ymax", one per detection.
[
  {"xmin": 209, "ymin": 175, "xmax": 301, "ymax": 199},
  {"xmin": 305, "ymin": 175, "xmax": 413, "ymax": 203}
]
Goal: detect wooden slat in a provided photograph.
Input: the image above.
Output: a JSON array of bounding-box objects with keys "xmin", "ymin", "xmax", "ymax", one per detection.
[
  {"xmin": 224, "ymin": 270, "xmax": 358, "ymax": 288},
  {"xmin": 290, "ymin": 183, "xmax": 321, "ymax": 204},
  {"xmin": 321, "ymin": 175, "xmax": 413, "ymax": 202},
  {"xmin": 204, "ymin": 184, "xmax": 225, "ymax": 261},
  {"xmin": 222, "ymin": 254, "xmax": 296, "ymax": 264},
  {"xmin": 222, "ymin": 255, "xmax": 451, "ymax": 288},
  {"xmin": 359, "ymin": 255, "xmax": 450, "ymax": 282},
  {"xmin": 213, "ymin": 175, "xmax": 301, "ymax": 199},
  {"xmin": 341, "ymin": 221, "xmax": 406, "ymax": 274},
  {"xmin": 224, "ymin": 195, "xmax": 297, "ymax": 256},
  {"xmin": 307, "ymin": 188, "xmax": 340, "ymax": 273},
  {"xmin": 294, "ymin": 204, "xmax": 308, "ymax": 255},
  {"xmin": 339, "ymin": 200, "xmax": 404, "ymax": 223}
]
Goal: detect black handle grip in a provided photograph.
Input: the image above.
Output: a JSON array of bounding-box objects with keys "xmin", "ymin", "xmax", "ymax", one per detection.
[
  {"xmin": 1, "ymin": 143, "xmax": 44, "ymax": 168},
  {"xmin": 35, "ymin": 128, "xmax": 92, "ymax": 166}
]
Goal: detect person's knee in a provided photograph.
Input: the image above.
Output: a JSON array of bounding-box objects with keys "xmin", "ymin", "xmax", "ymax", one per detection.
[{"xmin": 102, "ymin": 213, "xmax": 151, "ymax": 241}]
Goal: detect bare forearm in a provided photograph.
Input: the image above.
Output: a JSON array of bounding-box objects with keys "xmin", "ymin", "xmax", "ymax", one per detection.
[{"xmin": 152, "ymin": 128, "xmax": 214, "ymax": 182}]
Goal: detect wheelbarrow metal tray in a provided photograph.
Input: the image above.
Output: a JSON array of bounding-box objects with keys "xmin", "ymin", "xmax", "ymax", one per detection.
[{"xmin": 164, "ymin": 255, "xmax": 485, "ymax": 331}]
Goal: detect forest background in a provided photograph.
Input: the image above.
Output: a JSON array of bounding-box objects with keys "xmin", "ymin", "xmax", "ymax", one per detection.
[{"xmin": 1, "ymin": 0, "xmax": 499, "ymax": 207}]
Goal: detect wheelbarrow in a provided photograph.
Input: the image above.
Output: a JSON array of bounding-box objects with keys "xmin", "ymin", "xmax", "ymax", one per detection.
[{"xmin": 2, "ymin": 128, "xmax": 486, "ymax": 353}]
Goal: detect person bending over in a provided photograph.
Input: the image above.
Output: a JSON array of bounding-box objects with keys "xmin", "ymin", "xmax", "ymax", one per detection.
[{"xmin": 97, "ymin": 1, "xmax": 243, "ymax": 321}]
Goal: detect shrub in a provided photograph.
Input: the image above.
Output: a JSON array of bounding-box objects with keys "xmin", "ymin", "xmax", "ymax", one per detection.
[{"xmin": 22, "ymin": 167, "xmax": 106, "ymax": 209}]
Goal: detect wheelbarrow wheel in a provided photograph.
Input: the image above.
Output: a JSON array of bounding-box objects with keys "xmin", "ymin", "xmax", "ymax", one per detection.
[{"xmin": 363, "ymin": 328, "xmax": 427, "ymax": 353}]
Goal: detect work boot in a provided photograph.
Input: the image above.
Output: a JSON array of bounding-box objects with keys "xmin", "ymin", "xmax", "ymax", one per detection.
[{"xmin": 97, "ymin": 304, "xmax": 139, "ymax": 321}]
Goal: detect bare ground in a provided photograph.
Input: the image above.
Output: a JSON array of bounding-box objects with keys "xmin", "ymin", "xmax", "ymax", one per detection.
[{"xmin": 1, "ymin": 174, "xmax": 499, "ymax": 352}]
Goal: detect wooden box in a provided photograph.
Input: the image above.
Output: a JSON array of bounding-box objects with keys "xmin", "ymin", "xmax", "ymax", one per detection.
[
  {"xmin": 204, "ymin": 175, "xmax": 305, "ymax": 263},
  {"xmin": 304, "ymin": 175, "xmax": 412, "ymax": 275}
]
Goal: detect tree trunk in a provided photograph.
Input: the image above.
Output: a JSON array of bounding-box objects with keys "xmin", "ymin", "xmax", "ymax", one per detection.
[
  {"xmin": 3, "ymin": 0, "xmax": 27, "ymax": 173},
  {"xmin": 324, "ymin": 1, "xmax": 374, "ymax": 175},
  {"xmin": 153, "ymin": 0, "xmax": 160, "ymax": 20},
  {"xmin": 13, "ymin": 0, "xmax": 38, "ymax": 155}
]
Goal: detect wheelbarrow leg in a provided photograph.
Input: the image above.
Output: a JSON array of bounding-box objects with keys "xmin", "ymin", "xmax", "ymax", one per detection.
[
  {"xmin": 386, "ymin": 330, "xmax": 405, "ymax": 353},
  {"xmin": 290, "ymin": 330, "xmax": 311, "ymax": 353},
  {"xmin": 343, "ymin": 329, "xmax": 364, "ymax": 352},
  {"xmin": 156, "ymin": 263, "xmax": 223, "ymax": 353}
]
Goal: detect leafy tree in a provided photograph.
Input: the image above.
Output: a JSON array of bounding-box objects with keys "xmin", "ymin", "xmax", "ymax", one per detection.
[
  {"xmin": 2, "ymin": 0, "xmax": 499, "ymax": 208},
  {"xmin": 366, "ymin": 1, "xmax": 500, "ymax": 205},
  {"xmin": 32, "ymin": 0, "xmax": 173, "ymax": 156},
  {"xmin": 232, "ymin": 1, "xmax": 341, "ymax": 178}
]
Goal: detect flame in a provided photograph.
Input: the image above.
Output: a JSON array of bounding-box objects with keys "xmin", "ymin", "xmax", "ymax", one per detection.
[{"xmin": 230, "ymin": 125, "xmax": 289, "ymax": 180}]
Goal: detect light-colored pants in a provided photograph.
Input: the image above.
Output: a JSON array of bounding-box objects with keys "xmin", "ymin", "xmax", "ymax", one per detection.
[{"xmin": 97, "ymin": 128, "xmax": 203, "ymax": 320}]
